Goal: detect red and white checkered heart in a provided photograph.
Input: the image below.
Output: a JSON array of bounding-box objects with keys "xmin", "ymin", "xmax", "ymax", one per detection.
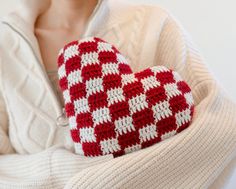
[{"xmin": 57, "ymin": 37, "xmax": 194, "ymax": 157}]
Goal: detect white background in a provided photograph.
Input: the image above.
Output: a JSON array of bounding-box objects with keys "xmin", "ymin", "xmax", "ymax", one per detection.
[{"xmin": 0, "ymin": 0, "xmax": 235, "ymax": 188}]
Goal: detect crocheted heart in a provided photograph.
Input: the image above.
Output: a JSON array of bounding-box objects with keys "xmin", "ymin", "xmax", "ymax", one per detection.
[{"xmin": 57, "ymin": 37, "xmax": 194, "ymax": 157}]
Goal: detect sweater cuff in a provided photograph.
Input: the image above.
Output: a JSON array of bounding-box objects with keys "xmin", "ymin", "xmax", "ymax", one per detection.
[{"xmin": 49, "ymin": 145, "xmax": 114, "ymax": 188}]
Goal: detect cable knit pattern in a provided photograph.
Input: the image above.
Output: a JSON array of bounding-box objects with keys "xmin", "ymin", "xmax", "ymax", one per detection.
[{"xmin": 0, "ymin": 0, "xmax": 235, "ymax": 188}]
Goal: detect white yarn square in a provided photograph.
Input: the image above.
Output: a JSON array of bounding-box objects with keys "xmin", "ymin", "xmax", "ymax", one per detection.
[
  {"xmin": 121, "ymin": 73, "xmax": 138, "ymax": 86},
  {"xmin": 114, "ymin": 116, "xmax": 135, "ymax": 135},
  {"xmin": 92, "ymin": 107, "xmax": 111, "ymax": 126},
  {"xmin": 67, "ymin": 70, "xmax": 82, "ymax": 88},
  {"xmin": 128, "ymin": 94, "xmax": 148, "ymax": 114},
  {"xmin": 58, "ymin": 64, "xmax": 66, "ymax": 79},
  {"xmin": 141, "ymin": 75, "xmax": 161, "ymax": 92},
  {"xmin": 139, "ymin": 124, "xmax": 158, "ymax": 143},
  {"xmin": 81, "ymin": 52, "xmax": 99, "ymax": 66},
  {"xmin": 128, "ymin": 93, "xmax": 149, "ymax": 114},
  {"xmin": 107, "ymin": 87, "xmax": 125, "ymax": 106},
  {"xmin": 164, "ymin": 83, "xmax": 182, "ymax": 99},
  {"xmin": 97, "ymin": 41, "xmax": 113, "ymax": 52},
  {"xmin": 102, "ymin": 63, "xmax": 119, "ymax": 76},
  {"xmin": 79, "ymin": 127, "xmax": 96, "ymax": 143},
  {"xmin": 64, "ymin": 44, "xmax": 79, "ymax": 62},
  {"xmin": 68, "ymin": 116, "xmax": 77, "ymax": 130},
  {"xmin": 74, "ymin": 97, "xmax": 90, "ymax": 115},
  {"xmin": 85, "ymin": 77, "xmax": 104, "ymax": 96},
  {"xmin": 184, "ymin": 92, "xmax": 194, "ymax": 106},
  {"xmin": 117, "ymin": 53, "xmax": 129, "ymax": 65},
  {"xmin": 152, "ymin": 100, "xmax": 172, "ymax": 122},
  {"xmin": 175, "ymin": 108, "xmax": 191, "ymax": 128},
  {"xmin": 100, "ymin": 137, "xmax": 121, "ymax": 155},
  {"xmin": 63, "ymin": 89, "xmax": 71, "ymax": 104}
]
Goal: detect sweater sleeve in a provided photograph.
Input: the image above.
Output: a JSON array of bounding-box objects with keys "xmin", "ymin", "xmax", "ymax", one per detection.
[
  {"xmin": 0, "ymin": 55, "xmax": 55, "ymax": 188},
  {"xmin": 0, "ymin": 87, "xmax": 15, "ymax": 154},
  {"xmin": 0, "ymin": 88, "xmax": 113, "ymax": 188},
  {"xmin": 0, "ymin": 56, "xmax": 113, "ymax": 188},
  {"xmin": 63, "ymin": 10, "xmax": 236, "ymax": 189}
]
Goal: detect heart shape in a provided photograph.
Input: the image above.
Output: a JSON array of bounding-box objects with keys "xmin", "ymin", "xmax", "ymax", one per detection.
[{"xmin": 57, "ymin": 37, "xmax": 194, "ymax": 157}]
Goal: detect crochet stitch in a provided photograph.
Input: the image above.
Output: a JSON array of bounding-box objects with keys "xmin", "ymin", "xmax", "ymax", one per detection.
[{"xmin": 57, "ymin": 37, "xmax": 194, "ymax": 157}]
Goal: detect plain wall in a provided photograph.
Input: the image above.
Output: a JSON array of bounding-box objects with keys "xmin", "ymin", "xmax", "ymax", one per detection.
[{"xmin": 0, "ymin": 0, "xmax": 235, "ymax": 188}]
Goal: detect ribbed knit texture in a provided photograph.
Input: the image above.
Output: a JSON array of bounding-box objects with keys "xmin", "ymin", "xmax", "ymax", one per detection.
[{"xmin": 0, "ymin": 0, "xmax": 235, "ymax": 188}]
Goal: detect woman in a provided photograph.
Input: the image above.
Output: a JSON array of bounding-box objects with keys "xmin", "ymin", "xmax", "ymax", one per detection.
[{"xmin": 0, "ymin": 0, "xmax": 235, "ymax": 188}]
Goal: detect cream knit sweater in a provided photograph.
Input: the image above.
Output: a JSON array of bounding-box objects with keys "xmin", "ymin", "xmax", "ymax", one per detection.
[{"xmin": 0, "ymin": 0, "xmax": 236, "ymax": 188}]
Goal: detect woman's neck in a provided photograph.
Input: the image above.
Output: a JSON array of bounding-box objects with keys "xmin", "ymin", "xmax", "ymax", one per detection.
[{"xmin": 35, "ymin": 0, "xmax": 99, "ymax": 30}]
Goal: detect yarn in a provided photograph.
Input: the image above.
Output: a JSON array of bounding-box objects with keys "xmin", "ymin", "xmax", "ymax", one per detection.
[{"xmin": 57, "ymin": 37, "xmax": 194, "ymax": 157}]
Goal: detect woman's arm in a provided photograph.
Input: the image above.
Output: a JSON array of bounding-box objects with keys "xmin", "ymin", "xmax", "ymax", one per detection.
[
  {"xmin": 64, "ymin": 9, "xmax": 236, "ymax": 189},
  {"xmin": 0, "ymin": 88, "xmax": 15, "ymax": 154},
  {"xmin": 0, "ymin": 57, "xmax": 113, "ymax": 189},
  {"xmin": 0, "ymin": 68, "xmax": 52, "ymax": 187},
  {"xmin": 0, "ymin": 56, "xmax": 56, "ymax": 187}
]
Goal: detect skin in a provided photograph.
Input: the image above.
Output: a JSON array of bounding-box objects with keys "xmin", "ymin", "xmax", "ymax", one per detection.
[{"xmin": 34, "ymin": 0, "xmax": 98, "ymax": 71}]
